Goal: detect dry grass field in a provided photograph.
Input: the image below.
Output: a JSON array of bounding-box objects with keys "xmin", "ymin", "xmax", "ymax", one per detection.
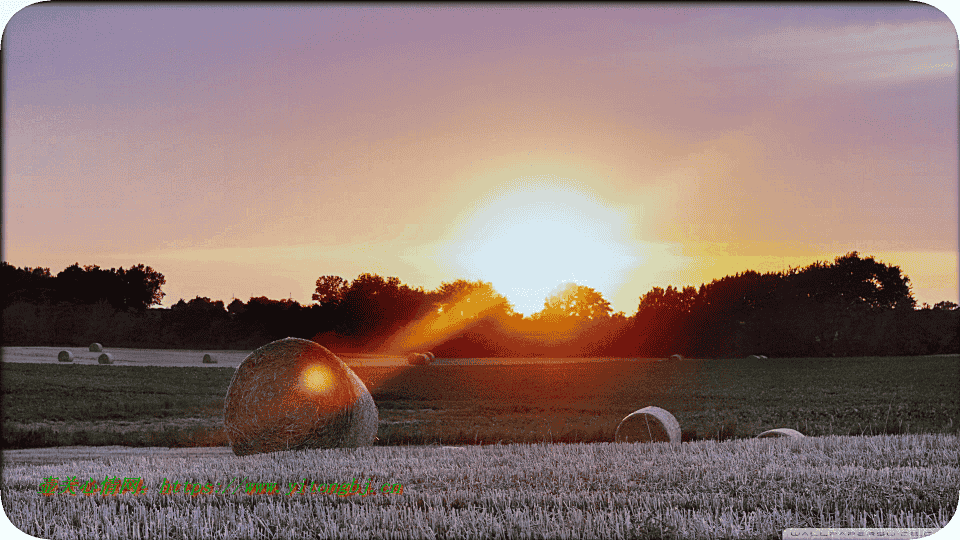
[
  {"xmin": 1, "ymin": 348, "xmax": 958, "ymax": 539},
  {"xmin": 2, "ymin": 435, "xmax": 958, "ymax": 539}
]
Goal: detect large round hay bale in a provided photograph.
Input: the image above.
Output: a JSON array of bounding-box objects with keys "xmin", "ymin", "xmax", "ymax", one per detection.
[
  {"xmin": 224, "ymin": 337, "xmax": 378, "ymax": 457},
  {"xmin": 97, "ymin": 353, "xmax": 113, "ymax": 364},
  {"xmin": 757, "ymin": 428, "xmax": 805, "ymax": 439},
  {"xmin": 89, "ymin": 343, "xmax": 103, "ymax": 352},
  {"xmin": 615, "ymin": 406, "xmax": 681, "ymax": 444},
  {"xmin": 202, "ymin": 353, "xmax": 217, "ymax": 364},
  {"xmin": 668, "ymin": 354, "xmax": 682, "ymax": 361},
  {"xmin": 406, "ymin": 352, "xmax": 428, "ymax": 365},
  {"xmin": 57, "ymin": 350, "xmax": 74, "ymax": 362}
]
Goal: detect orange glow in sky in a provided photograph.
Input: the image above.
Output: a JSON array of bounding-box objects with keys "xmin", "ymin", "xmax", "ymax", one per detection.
[{"xmin": 3, "ymin": 5, "xmax": 957, "ymax": 312}]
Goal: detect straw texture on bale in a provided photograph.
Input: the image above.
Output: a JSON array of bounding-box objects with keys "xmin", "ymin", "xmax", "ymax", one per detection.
[
  {"xmin": 668, "ymin": 354, "xmax": 682, "ymax": 361},
  {"xmin": 202, "ymin": 353, "xmax": 217, "ymax": 364},
  {"xmin": 224, "ymin": 337, "xmax": 378, "ymax": 457},
  {"xmin": 57, "ymin": 350, "xmax": 73, "ymax": 362},
  {"xmin": 757, "ymin": 428, "xmax": 805, "ymax": 439},
  {"xmin": 97, "ymin": 353, "xmax": 113, "ymax": 364},
  {"xmin": 615, "ymin": 406, "xmax": 681, "ymax": 444},
  {"xmin": 89, "ymin": 343, "xmax": 103, "ymax": 352}
]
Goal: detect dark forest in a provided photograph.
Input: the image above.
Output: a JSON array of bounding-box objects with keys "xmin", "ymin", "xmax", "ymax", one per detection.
[{"xmin": 2, "ymin": 253, "xmax": 956, "ymax": 357}]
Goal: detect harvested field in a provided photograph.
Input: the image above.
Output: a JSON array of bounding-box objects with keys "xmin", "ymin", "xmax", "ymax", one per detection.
[
  {"xmin": 2, "ymin": 434, "xmax": 957, "ymax": 539},
  {"xmin": 2, "ymin": 353, "xmax": 957, "ymax": 451}
]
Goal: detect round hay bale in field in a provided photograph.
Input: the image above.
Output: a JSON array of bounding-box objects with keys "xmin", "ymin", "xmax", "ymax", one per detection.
[
  {"xmin": 757, "ymin": 428, "xmax": 805, "ymax": 439},
  {"xmin": 406, "ymin": 352, "xmax": 428, "ymax": 365},
  {"xmin": 57, "ymin": 350, "xmax": 74, "ymax": 362},
  {"xmin": 615, "ymin": 406, "xmax": 681, "ymax": 444},
  {"xmin": 424, "ymin": 352, "xmax": 436, "ymax": 362},
  {"xmin": 89, "ymin": 343, "xmax": 103, "ymax": 352},
  {"xmin": 97, "ymin": 353, "xmax": 113, "ymax": 364},
  {"xmin": 224, "ymin": 337, "xmax": 378, "ymax": 457},
  {"xmin": 202, "ymin": 353, "xmax": 217, "ymax": 364},
  {"xmin": 668, "ymin": 354, "xmax": 682, "ymax": 361}
]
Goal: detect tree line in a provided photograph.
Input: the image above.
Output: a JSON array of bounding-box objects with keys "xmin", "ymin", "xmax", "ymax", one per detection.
[{"xmin": 1, "ymin": 253, "xmax": 956, "ymax": 357}]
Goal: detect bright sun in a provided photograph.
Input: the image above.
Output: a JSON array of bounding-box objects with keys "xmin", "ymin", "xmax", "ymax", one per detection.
[{"xmin": 448, "ymin": 177, "xmax": 641, "ymax": 316}]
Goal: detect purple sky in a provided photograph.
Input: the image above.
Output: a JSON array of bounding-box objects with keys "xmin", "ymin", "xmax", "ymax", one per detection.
[{"xmin": 3, "ymin": 4, "xmax": 958, "ymax": 315}]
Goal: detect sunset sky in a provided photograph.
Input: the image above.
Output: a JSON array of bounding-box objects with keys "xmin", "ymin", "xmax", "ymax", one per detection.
[{"xmin": 3, "ymin": 4, "xmax": 958, "ymax": 316}]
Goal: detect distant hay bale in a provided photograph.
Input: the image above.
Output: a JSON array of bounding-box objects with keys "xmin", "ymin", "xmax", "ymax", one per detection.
[
  {"xmin": 757, "ymin": 428, "xmax": 805, "ymax": 439},
  {"xmin": 615, "ymin": 406, "xmax": 681, "ymax": 444},
  {"xmin": 202, "ymin": 353, "xmax": 217, "ymax": 364},
  {"xmin": 224, "ymin": 337, "xmax": 378, "ymax": 457},
  {"xmin": 668, "ymin": 354, "xmax": 682, "ymax": 361},
  {"xmin": 406, "ymin": 352, "xmax": 428, "ymax": 365},
  {"xmin": 97, "ymin": 353, "xmax": 113, "ymax": 364},
  {"xmin": 88, "ymin": 343, "xmax": 103, "ymax": 352},
  {"xmin": 57, "ymin": 350, "xmax": 73, "ymax": 362}
]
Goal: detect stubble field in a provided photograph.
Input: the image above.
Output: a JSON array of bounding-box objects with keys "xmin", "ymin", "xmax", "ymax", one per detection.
[{"xmin": 1, "ymin": 348, "xmax": 958, "ymax": 539}]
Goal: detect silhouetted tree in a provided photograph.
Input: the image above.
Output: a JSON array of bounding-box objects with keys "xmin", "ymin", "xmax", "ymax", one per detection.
[
  {"xmin": 633, "ymin": 285, "xmax": 699, "ymax": 356},
  {"xmin": 312, "ymin": 275, "xmax": 349, "ymax": 306},
  {"xmin": 0, "ymin": 263, "xmax": 55, "ymax": 305},
  {"xmin": 337, "ymin": 274, "xmax": 400, "ymax": 340},
  {"xmin": 536, "ymin": 283, "xmax": 612, "ymax": 322},
  {"xmin": 434, "ymin": 279, "xmax": 516, "ymax": 320},
  {"xmin": 118, "ymin": 264, "xmax": 166, "ymax": 310}
]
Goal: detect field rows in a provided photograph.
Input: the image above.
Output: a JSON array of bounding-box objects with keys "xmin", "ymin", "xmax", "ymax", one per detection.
[
  {"xmin": 1, "ymin": 352, "xmax": 958, "ymax": 538},
  {"xmin": 2, "ymin": 434, "xmax": 958, "ymax": 540},
  {"xmin": 2, "ymin": 355, "xmax": 958, "ymax": 451}
]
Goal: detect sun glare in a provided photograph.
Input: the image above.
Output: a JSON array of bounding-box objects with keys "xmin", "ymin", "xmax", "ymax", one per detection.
[
  {"xmin": 448, "ymin": 176, "xmax": 641, "ymax": 316},
  {"xmin": 300, "ymin": 365, "xmax": 334, "ymax": 394}
]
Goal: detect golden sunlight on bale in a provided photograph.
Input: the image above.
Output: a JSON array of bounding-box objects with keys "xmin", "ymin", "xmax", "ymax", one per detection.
[
  {"xmin": 88, "ymin": 343, "xmax": 103, "ymax": 352},
  {"xmin": 224, "ymin": 337, "xmax": 378, "ymax": 457},
  {"xmin": 202, "ymin": 353, "xmax": 217, "ymax": 364},
  {"xmin": 97, "ymin": 353, "xmax": 113, "ymax": 364},
  {"xmin": 615, "ymin": 406, "xmax": 681, "ymax": 444},
  {"xmin": 668, "ymin": 354, "xmax": 683, "ymax": 361},
  {"xmin": 425, "ymin": 352, "xmax": 436, "ymax": 362},
  {"xmin": 57, "ymin": 350, "xmax": 73, "ymax": 362},
  {"xmin": 757, "ymin": 428, "xmax": 805, "ymax": 439}
]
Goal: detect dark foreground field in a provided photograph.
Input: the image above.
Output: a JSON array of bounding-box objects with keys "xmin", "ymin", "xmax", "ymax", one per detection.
[
  {"xmin": 2, "ymin": 354, "xmax": 957, "ymax": 450},
  {"xmin": 2, "ymin": 354, "xmax": 958, "ymax": 540}
]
